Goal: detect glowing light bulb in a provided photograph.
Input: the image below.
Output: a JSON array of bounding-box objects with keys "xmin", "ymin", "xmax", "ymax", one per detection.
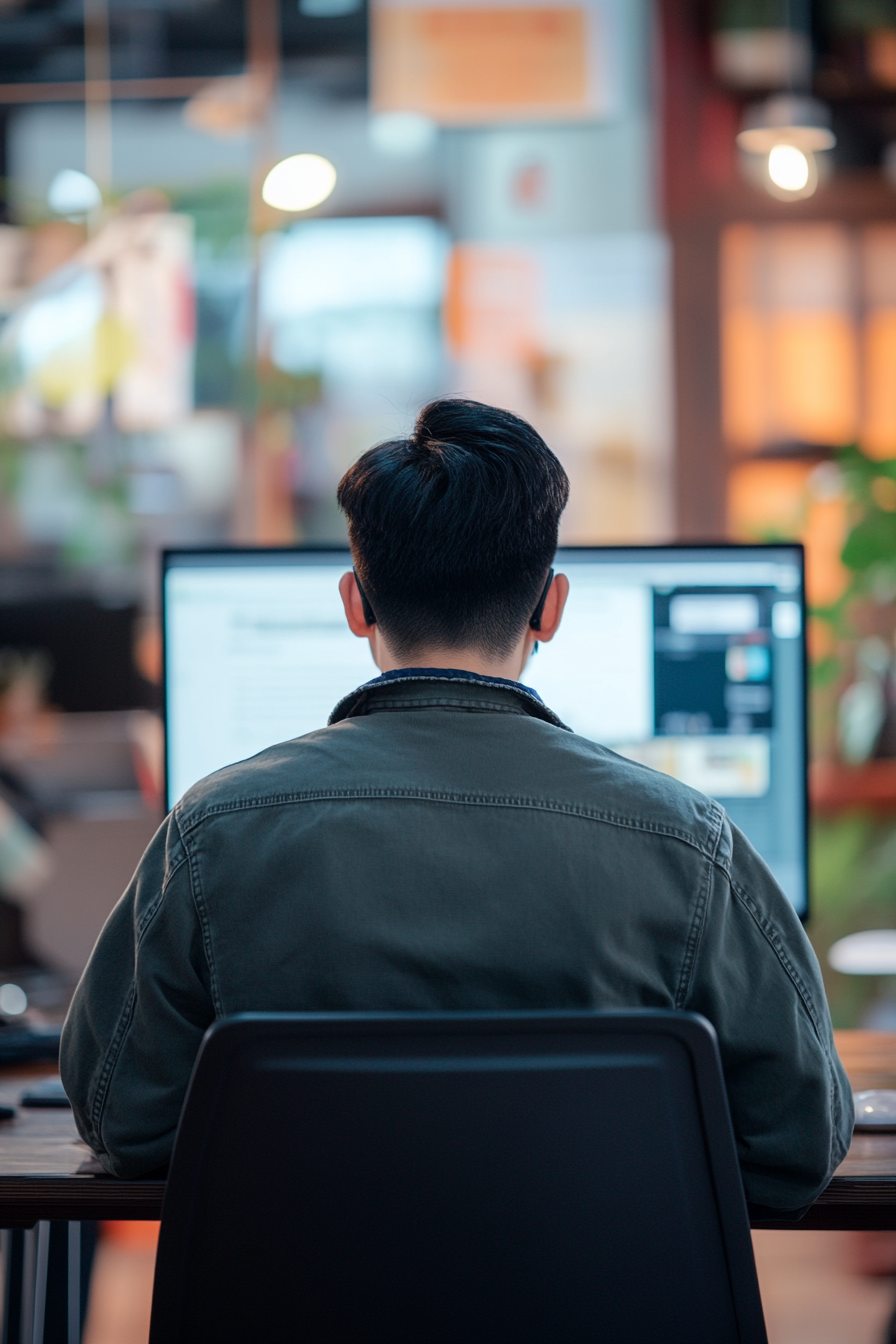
[
  {"xmin": 0, "ymin": 984, "xmax": 27, "ymax": 1016},
  {"xmin": 768, "ymin": 144, "xmax": 810, "ymax": 192},
  {"xmin": 47, "ymin": 169, "xmax": 101, "ymax": 215},
  {"xmin": 261, "ymin": 154, "xmax": 336, "ymax": 212}
]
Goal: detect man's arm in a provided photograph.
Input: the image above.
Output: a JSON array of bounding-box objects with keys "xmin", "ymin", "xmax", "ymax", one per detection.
[
  {"xmin": 685, "ymin": 819, "xmax": 853, "ymax": 1211},
  {"xmin": 60, "ymin": 811, "xmax": 216, "ymax": 1178}
]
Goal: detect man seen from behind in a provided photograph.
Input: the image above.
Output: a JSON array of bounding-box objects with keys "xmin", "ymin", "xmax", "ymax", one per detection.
[{"xmin": 61, "ymin": 397, "xmax": 853, "ymax": 1211}]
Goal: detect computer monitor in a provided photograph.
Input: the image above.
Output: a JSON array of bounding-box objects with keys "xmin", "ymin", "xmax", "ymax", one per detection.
[{"xmin": 163, "ymin": 544, "xmax": 808, "ymax": 917}]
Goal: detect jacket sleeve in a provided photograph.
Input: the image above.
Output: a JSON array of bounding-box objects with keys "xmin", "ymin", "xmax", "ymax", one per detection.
[
  {"xmin": 684, "ymin": 816, "xmax": 853, "ymax": 1210},
  {"xmin": 60, "ymin": 810, "xmax": 216, "ymax": 1178}
]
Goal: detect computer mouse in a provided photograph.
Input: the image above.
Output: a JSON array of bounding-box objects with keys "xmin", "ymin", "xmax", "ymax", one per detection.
[{"xmin": 854, "ymin": 1090, "xmax": 896, "ymax": 1131}]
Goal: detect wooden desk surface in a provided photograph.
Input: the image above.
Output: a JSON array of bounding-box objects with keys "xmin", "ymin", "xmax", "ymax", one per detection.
[
  {"xmin": 750, "ymin": 1031, "xmax": 896, "ymax": 1230},
  {"xmin": 0, "ymin": 1065, "xmax": 163, "ymax": 1225},
  {"xmin": 0, "ymin": 1033, "xmax": 892, "ymax": 1228}
]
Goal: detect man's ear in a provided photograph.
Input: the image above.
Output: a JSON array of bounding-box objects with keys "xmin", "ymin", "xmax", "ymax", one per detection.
[
  {"xmin": 535, "ymin": 573, "xmax": 569, "ymax": 644},
  {"xmin": 339, "ymin": 571, "xmax": 374, "ymax": 638}
]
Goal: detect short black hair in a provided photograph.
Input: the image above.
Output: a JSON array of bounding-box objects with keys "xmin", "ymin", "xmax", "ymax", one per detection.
[{"xmin": 337, "ymin": 398, "xmax": 569, "ymax": 659}]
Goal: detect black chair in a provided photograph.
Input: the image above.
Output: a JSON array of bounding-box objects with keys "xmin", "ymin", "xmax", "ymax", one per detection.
[{"xmin": 149, "ymin": 1010, "xmax": 768, "ymax": 1344}]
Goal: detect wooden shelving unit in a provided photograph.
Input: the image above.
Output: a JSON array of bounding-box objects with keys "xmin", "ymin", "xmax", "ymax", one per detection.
[{"xmin": 811, "ymin": 759, "xmax": 896, "ymax": 812}]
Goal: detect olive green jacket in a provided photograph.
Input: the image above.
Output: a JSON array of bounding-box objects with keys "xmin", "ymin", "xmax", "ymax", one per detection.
[{"xmin": 60, "ymin": 672, "xmax": 852, "ymax": 1207}]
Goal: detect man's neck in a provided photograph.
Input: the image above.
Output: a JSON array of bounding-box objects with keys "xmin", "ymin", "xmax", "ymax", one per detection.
[{"xmin": 371, "ymin": 640, "xmax": 533, "ymax": 684}]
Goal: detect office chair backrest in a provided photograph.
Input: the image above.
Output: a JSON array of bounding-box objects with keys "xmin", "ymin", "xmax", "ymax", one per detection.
[{"xmin": 149, "ymin": 1010, "xmax": 767, "ymax": 1344}]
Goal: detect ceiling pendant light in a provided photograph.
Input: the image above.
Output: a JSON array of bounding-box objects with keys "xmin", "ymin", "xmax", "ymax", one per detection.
[
  {"xmin": 261, "ymin": 154, "xmax": 337, "ymax": 213},
  {"xmin": 737, "ymin": 94, "xmax": 836, "ymax": 200}
]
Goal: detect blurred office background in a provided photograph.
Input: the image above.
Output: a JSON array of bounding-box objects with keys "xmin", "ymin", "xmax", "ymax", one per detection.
[
  {"xmin": 2, "ymin": 1, "xmax": 896, "ymax": 1335},
  {"xmin": 0, "ymin": 0, "xmax": 672, "ymax": 1006},
  {"xmin": 2, "ymin": 0, "xmax": 896, "ymax": 1019}
]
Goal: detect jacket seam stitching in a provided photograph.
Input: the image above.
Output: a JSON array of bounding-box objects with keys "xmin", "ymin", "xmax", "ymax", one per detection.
[
  {"xmin": 727, "ymin": 875, "xmax": 824, "ymax": 1039},
  {"xmin": 830, "ymin": 1075, "xmax": 839, "ymax": 1173},
  {"xmin": 675, "ymin": 802, "xmax": 725, "ymax": 1008},
  {"xmin": 181, "ymin": 825, "xmax": 224, "ymax": 1018},
  {"xmin": 91, "ymin": 831, "xmax": 192, "ymax": 1140},
  {"xmin": 89, "ymin": 980, "xmax": 137, "ymax": 1142},
  {"xmin": 177, "ymin": 790, "xmax": 719, "ymax": 859},
  {"xmin": 134, "ymin": 852, "xmax": 188, "ymax": 941},
  {"xmin": 727, "ymin": 871, "xmax": 844, "ymax": 1176},
  {"xmin": 364, "ymin": 698, "xmax": 527, "ymax": 715}
]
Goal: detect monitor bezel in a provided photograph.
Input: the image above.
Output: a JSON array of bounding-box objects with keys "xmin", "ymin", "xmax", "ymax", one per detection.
[{"xmin": 161, "ymin": 541, "xmax": 808, "ymax": 920}]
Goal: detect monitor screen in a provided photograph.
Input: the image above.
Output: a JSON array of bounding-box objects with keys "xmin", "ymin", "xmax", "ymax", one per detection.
[{"xmin": 163, "ymin": 544, "xmax": 807, "ymax": 916}]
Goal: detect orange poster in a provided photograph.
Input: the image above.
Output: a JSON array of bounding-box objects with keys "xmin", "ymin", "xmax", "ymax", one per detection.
[
  {"xmin": 371, "ymin": 0, "xmax": 613, "ymax": 124},
  {"xmin": 444, "ymin": 245, "xmax": 540, "ymax": 358}
]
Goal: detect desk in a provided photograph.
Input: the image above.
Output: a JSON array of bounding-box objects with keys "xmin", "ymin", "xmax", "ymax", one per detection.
[
  {"xmin": 0, "ymin": 1035, "xmax": 889, "ymax": 1344},
  {"xmin": 0, "ymin": 1066, "xmax": 162, "ymax": 1344},
  {"xmin": 0, "ymin": 1033, "xmax": 891, "ymax": 1232},
  {"xmin": 750, "ymin": 1031, "xmax": 896, "ymax": 1230},
  {"xmin": 0, "ymin": 1067, "xmax": 163, "ymax": 1227}
]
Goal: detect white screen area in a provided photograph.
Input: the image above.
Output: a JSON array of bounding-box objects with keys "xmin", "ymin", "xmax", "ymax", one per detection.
[
  {"xmin": 166, "ymin": 563, "xmax": 376, "ymax": 804},
  {"xmin": 164, "ymin": 548, "xmax": 806, "ymax": 913},
  {"xmin": 520, "ymin": 576, "xmax": 653, "ymax": 743}
]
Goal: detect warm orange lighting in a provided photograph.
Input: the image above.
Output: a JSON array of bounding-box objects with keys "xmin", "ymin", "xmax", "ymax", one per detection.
[
  {"xmin": 721, "ymin": 308, "xmax": 767, "ymax": 451},
  {"xmin": 728, "ymin": 459, "xmax": 849, "ymax": 608},
  {"xmin": 728, "ymin": 459, "xmax": 811, "ymax": 540},
  {"xmin": 863, "ymin": 309, "xmax": 896, "ymax": 459},
  {"xmin": 860, "ymin": 226, "xmax": 896, "ymax": 457},
  {"xmin": 720, "ymin": 225, "xmax": 766, "ymax": 451},
  {"xmin": 720, "ymin": 223, "xmax": 860, "ymax": 452},
  {"xmin": 768, "ymin": 313, "xmax": 857, "ymax": 445}
]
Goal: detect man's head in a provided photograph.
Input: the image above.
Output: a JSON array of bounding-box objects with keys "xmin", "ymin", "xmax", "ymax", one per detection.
[{"xmin": 337, "ymin": 398, "xmax": 570, "ymax": 666}]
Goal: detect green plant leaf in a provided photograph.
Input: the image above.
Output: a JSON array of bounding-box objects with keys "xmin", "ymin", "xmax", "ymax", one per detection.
[{"xmin": 842, "ymin": 511, "xmax": 896, "ymax": 571}]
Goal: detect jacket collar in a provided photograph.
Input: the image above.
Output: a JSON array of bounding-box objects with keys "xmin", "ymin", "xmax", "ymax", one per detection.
[{"xmin": 328, "ymin": 668, "xmax": 569, "ymax": 729}]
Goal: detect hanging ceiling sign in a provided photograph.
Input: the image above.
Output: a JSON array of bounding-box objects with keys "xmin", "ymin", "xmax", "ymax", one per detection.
[{"xmin": 371, "ymin": 0, "xmax": 619, "ymax": 125}]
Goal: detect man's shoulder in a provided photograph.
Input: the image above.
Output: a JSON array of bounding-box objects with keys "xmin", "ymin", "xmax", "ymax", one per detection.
[
  {"xmin": 529, "ymin": 724, "xmax": 728, "ymax": 862},
  {"xmin": 173, "ymin": 725, "xmax": 343, "ymax": 825},
  {"xmin": 174, "ymin": 714, "xmax": 727, "ymax": 868}
]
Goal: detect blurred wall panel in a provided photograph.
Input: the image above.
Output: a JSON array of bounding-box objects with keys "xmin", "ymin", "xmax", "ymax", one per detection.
[
  {"xmin": 373, "ymin": 3, "xmax": 594, "ymax": 123},
  {"xmin": 447, "ymin": 120, "xmax": 655, "ymax": 242},
  {"xmin": 671, "ymin": 223, "xmax": 726, "ymax": 540},
  {"xmin": 445, "ymin": 233, "xmax": 673, "ymax": 542},
  {"xmin": 439, "ymin": 0, "xmax": 670, "ymax": 543},
  {"xmin": 28, "ymin": 815, "xmax": 159, "ymax": 980},
  {"xmin": 371, "ymin": 0, "xmax": 619, "ymax": 125},
  {"xmin": 659, "ymin": 0, "xmax": 728, "ymax": 541}
]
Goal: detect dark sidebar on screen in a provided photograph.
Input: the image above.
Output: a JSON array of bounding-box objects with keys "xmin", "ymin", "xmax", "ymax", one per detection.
[{"xmin": 650, "ymin": 559, "xmax": 807, "ymax": 919}]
